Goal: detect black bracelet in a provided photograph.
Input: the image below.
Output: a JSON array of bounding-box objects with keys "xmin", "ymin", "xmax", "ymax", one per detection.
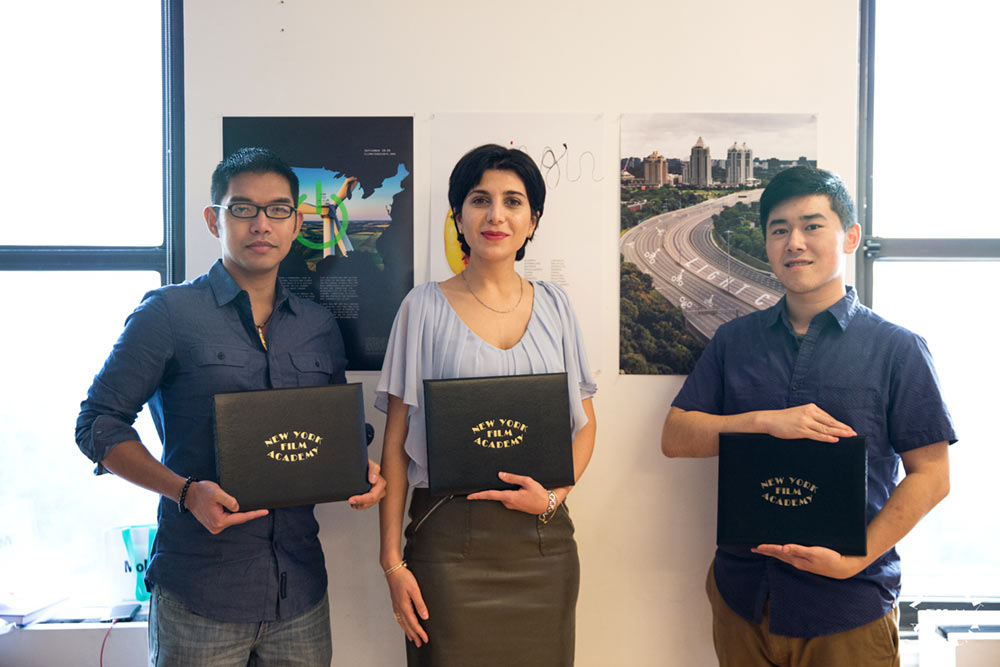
[{"xmin": 178, "ymin": 476, "xmax": 198, "ymax": 514}]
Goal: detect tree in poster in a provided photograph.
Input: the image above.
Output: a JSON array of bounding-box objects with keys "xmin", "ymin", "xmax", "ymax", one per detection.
[
  {"xmin": 620, "ymin": 261, "xmax": 704, "ymax": 375},
  {"xmin": 710, "ymin": 201, "xmax": 768, "ymax": 269}
]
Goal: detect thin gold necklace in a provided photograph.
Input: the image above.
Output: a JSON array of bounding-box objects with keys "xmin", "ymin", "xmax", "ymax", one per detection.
[{"xmin": 461, "ymin": 270, "xmax": 524, "ymax": 314}]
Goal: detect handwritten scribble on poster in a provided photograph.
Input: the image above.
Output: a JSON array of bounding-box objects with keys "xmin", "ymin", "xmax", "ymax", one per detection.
[{"xmin": 428, "ymin": 113, "xmax": 606, "ymax": 374}]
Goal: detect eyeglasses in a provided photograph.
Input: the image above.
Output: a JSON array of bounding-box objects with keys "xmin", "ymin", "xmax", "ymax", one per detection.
[{"xmin": 211, "ymin": 203, "xmax": 297, "ymax": 219}]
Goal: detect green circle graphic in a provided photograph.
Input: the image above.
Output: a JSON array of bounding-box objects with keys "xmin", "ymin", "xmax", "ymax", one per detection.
[{"xmin": 297, "ymin": 193, "xmax": 349, "ymax": 250}]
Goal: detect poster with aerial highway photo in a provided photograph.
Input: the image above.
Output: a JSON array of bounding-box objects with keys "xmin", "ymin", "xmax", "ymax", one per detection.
[{"xmin": 619, "ymin": 113, "xmax": 817, "ymax": 374}]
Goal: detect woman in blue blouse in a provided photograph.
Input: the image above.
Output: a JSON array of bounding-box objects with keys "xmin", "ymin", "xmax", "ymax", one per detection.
[{"xmin": 376, "ymin": 144, "xmax": 597, "ymax": 666}]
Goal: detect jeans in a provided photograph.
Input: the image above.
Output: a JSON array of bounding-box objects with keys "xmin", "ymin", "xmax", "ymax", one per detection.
[{"xmin": 148, "ymin": 585, "xmax": 332, "ymax": 667}]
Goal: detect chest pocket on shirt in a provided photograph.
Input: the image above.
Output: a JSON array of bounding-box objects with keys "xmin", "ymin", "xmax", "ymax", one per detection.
[
  {"xmin": 186, "ymin": 344, "xmax": 251, "ymax": 392},
  {"xmin": 192, "ymin": 344, "xmax": 249, "ymax": 368},
  {"xmin": 730, "ymin": 385, "xmax": 786, "ymax": 414},
  {"xmin": 816, "ymin": 386, "xmax": 884, "ymax": 450},
  {"xmin": 290, "ymin": 351, "xmax": 334, "ymax": 386}
]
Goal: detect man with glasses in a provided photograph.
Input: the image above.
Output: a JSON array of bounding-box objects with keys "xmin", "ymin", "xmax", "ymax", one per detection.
[{"xmin": 76, "ymin": 147, "xmax": 386, "ymax": 665}]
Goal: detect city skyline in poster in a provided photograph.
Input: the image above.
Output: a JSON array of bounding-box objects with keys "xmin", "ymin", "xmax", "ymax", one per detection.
[
  {"xmin": 619, "ymin": 113, "xmax": 817, "ymax": 375},
  {"xmin": 223, "ymin": 116, "xmax": 414, "ymax": 370}
]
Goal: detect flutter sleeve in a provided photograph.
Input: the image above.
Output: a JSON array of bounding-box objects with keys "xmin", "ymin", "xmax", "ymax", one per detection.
[
  {"xmin": 374, "ymin": 283, "xmax": 440, "ymax": 484},
  {"xmin": 375, "ymin": 285, "xmax": 427, "ymax": 414},
  {"xmin": 537, "ymin": 282, "xmax": 597, "ymax": 440}
]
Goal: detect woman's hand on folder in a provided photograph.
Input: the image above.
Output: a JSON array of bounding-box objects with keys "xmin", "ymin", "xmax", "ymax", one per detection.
[
  {"xmin": 186, "ymin": 481, "xmax": 269, "ymax": 535},
  {"xmin": 467, "ymin": 472, "xmax": 552, "ymax": 515},
  {"xmin": 348, "ymin": 459, "xmax": 387, "ymax": 510}
]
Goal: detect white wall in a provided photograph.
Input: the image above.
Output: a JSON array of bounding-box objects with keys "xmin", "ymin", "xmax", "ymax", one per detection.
[{"xmin": 184, "ymin": 2, "xmax": 860, "ymax": 664}]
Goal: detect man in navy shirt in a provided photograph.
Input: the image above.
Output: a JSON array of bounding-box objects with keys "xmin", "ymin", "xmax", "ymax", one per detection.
[
  {"xmin": 77, "ymin": 147, "xmax": 386, "ymax": 666},
  {"xmin": 661, "ymin": 167, "xmax": 954, "ymax": 666}
]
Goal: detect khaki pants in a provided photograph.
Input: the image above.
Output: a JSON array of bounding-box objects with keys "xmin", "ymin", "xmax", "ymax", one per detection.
[{"xmin": 706, "ymin": 565, "xmax": 900, "ymax": 667}]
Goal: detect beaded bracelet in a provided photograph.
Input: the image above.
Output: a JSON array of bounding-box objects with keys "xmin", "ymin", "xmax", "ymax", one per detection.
[{"xmin": 178, "ymin": 476, "xmax": 198, "ymax": 514}]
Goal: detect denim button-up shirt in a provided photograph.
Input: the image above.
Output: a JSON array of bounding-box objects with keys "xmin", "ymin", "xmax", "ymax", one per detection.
[
  {"xmin": 673, "ymin": 287, "xmax": 956, "ymax": 637},
  {"xmin": 76, "ymin": 260, "xmax": 347, "ymax": 622}
]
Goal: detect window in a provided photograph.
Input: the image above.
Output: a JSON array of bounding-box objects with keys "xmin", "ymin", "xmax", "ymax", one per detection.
[
  {"xmin": 0, "ymin": 1, "xmax": 183, "ymax": 603},
  {"xmin": 858, "ymin": 0, "xmax": 1000, "ymax": 600}
]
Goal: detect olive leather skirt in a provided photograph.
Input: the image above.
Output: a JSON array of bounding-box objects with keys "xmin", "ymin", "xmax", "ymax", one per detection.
[{"xmin": 403, "ymin": 489, "xmax": 580, "ymax": 667}]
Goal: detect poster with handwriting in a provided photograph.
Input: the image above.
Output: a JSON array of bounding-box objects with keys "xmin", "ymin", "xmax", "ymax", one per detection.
[{"xmin": 429, "ymin": 113, "xmax": 605, "ymax": 375}]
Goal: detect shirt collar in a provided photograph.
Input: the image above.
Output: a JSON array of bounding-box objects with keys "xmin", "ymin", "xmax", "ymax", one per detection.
[
  {"xmin": 828, "ymin": 286, "xmax": 861, "ymax": 331},
  {"xmin": 766, "ymin": 286, "xmax": 861, "ymax": 333},
  {"xmin": 764, "ymin": 297, "xmax": 786, "ymax": 329},
  {"xmin": 207, "ymin": 259, "xmax": 296, "ymax": 314}
]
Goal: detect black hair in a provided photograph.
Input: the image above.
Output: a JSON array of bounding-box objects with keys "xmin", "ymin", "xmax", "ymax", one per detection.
[
  {"xmin": 759, "ymin": 166, "xmax": 855, "ymax": 234},
  {"xmin": 210, "ymin": 147, "xmax": 299, "ymax": 206},
  {"xmin": 448, "ymin": 144, "xmax": 545, "ymax": 262}
]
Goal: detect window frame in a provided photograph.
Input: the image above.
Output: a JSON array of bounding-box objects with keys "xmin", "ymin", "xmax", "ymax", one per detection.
[
  {"xmin": 855, "ymin": 0, "xmax": 1000, "ymax": 306},
  {"xmin": 857, "ymin": 0, "xmax": 1000, "ymax": 630},
  {"xmin": 0, "ymin": 0, "xmax": 184, "ymax": 284}
]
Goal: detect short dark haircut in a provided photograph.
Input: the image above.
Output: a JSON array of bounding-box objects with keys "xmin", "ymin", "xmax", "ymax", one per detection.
[
  {"xmin": 210, "ymin": 147, "xmax": 299, "ymax": 206},
  {"xmin": 759, "ymin": 166, "xmax": 856, "ymax": 234},
  {"xmin": 448, "ymin": 144, "xmax": 545, "ymax": 262}
]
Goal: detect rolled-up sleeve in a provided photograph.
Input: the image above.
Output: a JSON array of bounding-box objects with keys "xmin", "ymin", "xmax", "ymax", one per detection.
[{"xmin": 75, "ymin": 292, "xmax": 174, "ymax": 473}]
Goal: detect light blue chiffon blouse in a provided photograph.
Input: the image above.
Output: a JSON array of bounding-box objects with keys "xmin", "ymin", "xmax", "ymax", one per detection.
[{"xmin": 375, "ymin": 280, "xmax": 597, "ymax": 488}]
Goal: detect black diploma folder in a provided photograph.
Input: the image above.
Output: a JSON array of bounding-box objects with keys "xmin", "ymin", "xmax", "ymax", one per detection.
[
  {"xmin": 213, "ymin": 384, "xmax": 370, "ymax": 511},
  {"xmin": 717, "ymin": 433, "xmax": 868, "ymax": 555},
  {"xmin": 423, "ymin": 373, "xmax": 576, "ymax": 496}
]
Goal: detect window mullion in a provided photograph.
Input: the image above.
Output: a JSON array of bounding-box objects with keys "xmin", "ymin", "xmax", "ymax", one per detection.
[{"xmin": 0, "ymin": 246, "xmax": 168, "ymax": 279}]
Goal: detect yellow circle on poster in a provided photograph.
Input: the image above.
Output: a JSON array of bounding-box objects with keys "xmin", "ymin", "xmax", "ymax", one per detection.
[{"xmin": 444, "ymin": 208, "xmax": 468, "ymax": 275}]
